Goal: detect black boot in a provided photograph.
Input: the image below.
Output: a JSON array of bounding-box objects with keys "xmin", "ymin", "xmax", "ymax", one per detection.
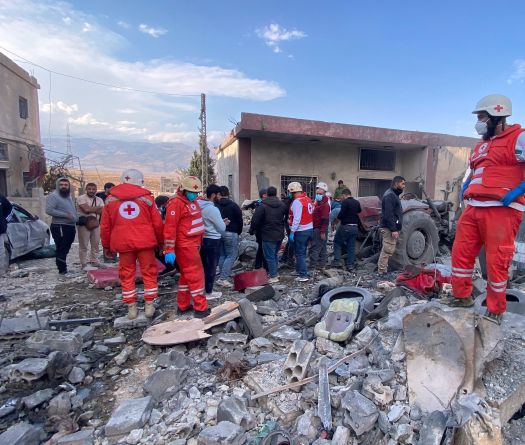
[
  {"xmin": 441, "ymin": 296, "xmax": 474, "ymax": 308},
  {"xmin": 177, "ymin": 305, "xmax": 193, "ymax": 315},
  {"xmin": 194, "ymin": 308, "xmax": 211, "ymax": 319}
]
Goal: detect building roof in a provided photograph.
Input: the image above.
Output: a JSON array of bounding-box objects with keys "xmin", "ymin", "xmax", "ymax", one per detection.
[
  {"xmin": 0, "ymin": 52, "xmax": 40, "ymax": 88},
  {"xmin": 218, "ymin": 112, "xmax": 478, "ymax": 152}
]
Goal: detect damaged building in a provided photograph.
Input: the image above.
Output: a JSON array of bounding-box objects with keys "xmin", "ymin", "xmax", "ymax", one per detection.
[{"xmin": 216, "ymin": 113, "xmax": 478, "ymax": 206}]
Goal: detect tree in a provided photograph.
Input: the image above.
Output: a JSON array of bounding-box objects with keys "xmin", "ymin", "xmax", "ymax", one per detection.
[
  {"xmin": 187, "ymin": 149, "xmax": 216, "ymax": 185},
  {"xmin": 41, "ymin": 156, "xmax": 84, "ymax": 194}
]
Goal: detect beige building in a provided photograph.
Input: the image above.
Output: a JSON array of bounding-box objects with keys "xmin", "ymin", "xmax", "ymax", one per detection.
[
  {"xmin": 0, "ymin": 52, "xmax": 44, "ymax": 197},
  {"xmin": 217, "ymin": 113, "xmax": 477, "ymax": 208}
]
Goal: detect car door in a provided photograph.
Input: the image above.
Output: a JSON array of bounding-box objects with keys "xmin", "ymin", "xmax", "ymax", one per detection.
[{"xmin": 6, "ymin": 208, "xmax": 30, "ymax": 259}]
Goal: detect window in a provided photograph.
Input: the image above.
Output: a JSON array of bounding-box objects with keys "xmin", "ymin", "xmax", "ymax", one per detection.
[
  {"xmin": 360, "ymin": 148, "xmax": 396, "ymax": 171},
  {"xmin": 280, "ymin": 175, "xmax": 318, "ymax": 199},
  {"xmin": 358, "ymin": 178, "xmax": 391, "ymax": 197},
  {"xmin": 19, "ymin": 96, "xmax": 28, "ymax": 119},
  {"xmin": 0, "ymin": 143, "xmax": 7, "ymax": 161}
]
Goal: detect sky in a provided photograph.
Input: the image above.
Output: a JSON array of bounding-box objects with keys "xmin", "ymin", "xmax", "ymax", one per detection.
[{"xmin": 1, "ymin": 0, "xmax": 525, "ymax": 157}]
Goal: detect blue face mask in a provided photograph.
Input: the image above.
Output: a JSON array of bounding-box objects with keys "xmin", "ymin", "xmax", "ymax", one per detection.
[
  {"xmin": 315, "ymin": 194, "xmax": 323, "ymax": 202},
  {"xmin": 288, "ymin": 192, "xmax": 293, "ymax": 199},
  {"xmin": 186, "ymin": 192, "xmax": 198, "ymax": 201}
]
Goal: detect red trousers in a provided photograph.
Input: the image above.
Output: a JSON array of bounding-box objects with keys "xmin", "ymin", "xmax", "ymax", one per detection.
[
  {"xmin": 119, "ymin": 249, "xmax": 158, "ymax": 304},
  {"xmin": 451, "ymin": 205, "xmax": 522, "ymax": 314},
  {"xmin": 175, "ymin": 244, "xmax": 208, "ymax": 312}
]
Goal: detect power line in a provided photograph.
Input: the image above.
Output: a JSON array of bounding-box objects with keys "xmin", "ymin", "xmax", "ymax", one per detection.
[{"xmin": 0, "ymin": 46, "xmax": 202, "ymax": 98}]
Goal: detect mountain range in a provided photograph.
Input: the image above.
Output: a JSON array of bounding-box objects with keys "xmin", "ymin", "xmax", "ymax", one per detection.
[{"xmin": 45, "ymin": 137, "xmax": 196, "ymax": 174}]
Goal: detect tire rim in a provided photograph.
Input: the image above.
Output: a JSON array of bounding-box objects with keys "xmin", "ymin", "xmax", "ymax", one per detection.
[{"xmin": 406, "ymin": 229, "xmax": 427, "ymax": 260}]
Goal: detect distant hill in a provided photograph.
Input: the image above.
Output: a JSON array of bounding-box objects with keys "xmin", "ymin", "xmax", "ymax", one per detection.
[{"xmin": 45, "ymin": 137, "xmax": 195, "ymax": 174}]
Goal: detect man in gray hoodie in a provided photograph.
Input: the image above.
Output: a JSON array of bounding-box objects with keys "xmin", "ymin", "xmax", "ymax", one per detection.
[
  {"xmin": 198, "ymin": 184, "xmax": 227, "ymax": 299},
  {"xmin": 46, "ymin": 177, "xmax": 77, "ymax": 275}
]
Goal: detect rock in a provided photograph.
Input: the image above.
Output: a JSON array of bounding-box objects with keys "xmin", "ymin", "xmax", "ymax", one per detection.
[
  {"xmin": 257, "ymin": 353, "xmax": 285, "ymax": 364},
  {"xmin": 0, "ymin": 399, "xmax": 17, "ymax": 418},
  {"xmin": 331, "ymin": 426, "xmax": 351, "ymax": 445},
  {"xmin": 26, "ymin": 330, "xmax": 83, "ymax": 354},
  {"xmin": 105, "ymin": 396, "xmax": 153, "ymax": 436},
  {"xmin": 125, "ymin": 428, "xmax": 143, "ymax": 445},
  {"xmin": 197, "ymin": 421, "xmax": 245, "ymax": 445},
  {"xmin": 22, "ymin": 388, "xmax": 54, "ymax": 409},
  {"xmin": 392, "ymin": 423, "xmax": 413, "ymax": 443},
  {"xmin": 217, "ymin": 333, "xmax": 248, "ymax": 346},
  {"xmin": 249, "ymin": 337, "xmax": 273, "ymax": 353},
  {"xmin": 68, "ymin": 367, "xmax": 85, "ymax": 384},
  {"xmin": 0, "ymin": 422, "xmax": 44, "ymax": 445},
  {"xmin": 316, "ymin": 337, "xmax": 344, "ymax": 357},
  {"xmin": 143, "ymin": 369, "xmax": 186, "ymax": 401},
  {"xmin": 104, "ymin": 335, "xmax": 126, "ymax": 346},
  {"xmin": 56, "ymin": 428, "xmax": 95, "ymax": 445},
  {"xmin": 394, "ymin": 384, "xmax": 407, "ymax": 401},
  {"xmin": 418, "ymin": 410, "xmax": 447, "ymax": 445},
  {"xmin": 255, "ymin": 300, "xmax": 279, "ymax": 315},
  {"xmin": 48, "ymin": 392, "xmax": 72, "ymax": 416},
  {"xmin": 217, "ymin": 397, "xmax": 255, "ymax": 430},
  {"xmin": 72, "ymin": 326, "xmax": 95, "ymax": 341},
  {"xmin": 353, "ymin": 326, "xmax": 376, "ymax": 349},
  {"xmin": 11, "ymin": 358, "xmax": 49, "ymax": 381},
  {"xmin": 409, "ymin": 405, "xmax": 422, "ymax": 421},
  {"xmin": 156, "ymin": 350, "xmax": 190, "ymax": 369},
  {"xmin": 113, "ymin": 312, "xmax": 149, "ymax": 330},
  {"xmin": 71, "ymin": 388, "xmax": 91, "ymax": 410},
  {"xmin": 114, "ymin": 346, "xmax": 134, "ymax": 366},
  {"xmin": 270, "ymin": 326, "xmax": 302, "ymax": 344},
  {"xmin": 362, "ymin": 375, "xmax": 394, "ymax": 406},
  {"xmin": 387, "ymin": 404, "xmax": 406, "ymax": 423},
  {"xmin": 47, "ymin": 351, "xmax": 74, "ymax": 379},
  {"xmin": 295, "ymin": 409, "xmax": 319, "ymax": 441},
  {"xmin": 341, "ymin": 390, "xmax": 379, "ymax": 436},
  {"xmin": 92, "ymin": 344, "xmax": 109, "ymax": 354},
  {"xmin": 0, "ymin": 316, "xmax": 50, "ymax": 336}
]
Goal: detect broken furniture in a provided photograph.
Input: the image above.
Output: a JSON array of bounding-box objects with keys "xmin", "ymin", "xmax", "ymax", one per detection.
[
  {"xmin": 233, "ymin": 269, "xmax": 269, "ymax": 292},
  {"xmin": 87, "ymin": 259, "xmax": 166, "ymax": 289}
]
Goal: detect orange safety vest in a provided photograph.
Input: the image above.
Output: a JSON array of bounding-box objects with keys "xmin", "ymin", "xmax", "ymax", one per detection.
[
  {"xmin": 164, "ymin": 192, "xmax": 205, "ymax": 251},
  {"xmin": 465, "ymin": 124, "xmax": 525, "ymax": 205}
]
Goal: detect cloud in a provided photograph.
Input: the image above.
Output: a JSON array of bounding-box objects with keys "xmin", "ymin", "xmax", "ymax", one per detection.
[
  {"xmin": 82, "ymin": 22, "xmax": 92, "ymax": 33},
  {"xmin": 256, "ymin": 23, "xmax": 307, "ymax": 53},
  {"xmin": 41, "ymin": 100, "xmax": 79, "ymax": 115},
  {"xmin": 117, "ymin": 20, "xmax": 130, "ymax": 29},
  {"xmin": 138, "ymin": 23, "xmax": 168, "ymax": 38},
  {"xmin": 0, "ymin": 0, "xmax": 285, "ymax": 147},
  {"xmin": 508, "ymin": 59, "xmax": 525, "ymax": 84},
  {"xmin": 147, "ymin": 130, "xmax": 224, "ymax": 146}
]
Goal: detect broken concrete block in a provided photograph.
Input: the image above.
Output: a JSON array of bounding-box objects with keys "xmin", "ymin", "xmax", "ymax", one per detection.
[
  {"xmin": 0, "ymin": 422, "xmax": 44, "ymax": 445},
  {"xmin": 255, "ymin": 300, "xmax": 279, "ymax": 315},
  {"xmin": 362, "ymin": 376, "xmax": 394, "ymax": 406},
  {"xmin": 258, "ymin": 352, "xmax": 285, "ymax": 364},
  {"xmin": 392, "ymin": 423, "xmax": 413, "ymax": 443},
  {"xmin": 270, "ymin": 326, "xmax": 302, "ymax": 345},
  {"xmin": 113, "ymin": 312, "xmax": 148, "ymax": 330},
  {"xmin": 22, "ymin": 388, "xmax": 54, "ymax": 410},
  {"xmin": 216, "ymin": 397, "xmax": 255, "ymax": 430},
  {"xmin": 104, "ymin": 335, "xmax": 126, "ymax": 346},
  {"xmin": 72, "ymin": 325, "xmax": 94, "ymax": 341},
  {"xmin": 418, "ymin": 410, "xmax": 447, "ymax": 445},
  {"xmin": 143, "ymin": 368, "xmax": 186, "ymax": 401},
  {"xmin": 11, "ymin": 358, "xmax": 49, "ymax": 381},
  {"xmin": 387, "ymin": 404, "xmax": 406, "ymax": 423},
  {"xmin": 315, "ymin": 337, "xmax": 344, "ymax": 357},
  {"xmin": 0, "ymin": 316, "xmax": 49, "ymax": 336},
  {"xmin": 197, "ymin": 421, "xmax": 245, "ymax": 445},
  {"xmin": 156, "ymin": 350, "xmax": 190, "ymax": 369},
  {"xmin": 105, "ymin": 396, "xmax": 153, "ymax": 437},
  {"xmin": 295, "ymin": 409, "xmax": 320, "ymax": 442},
  {"xmin": 114, "ymin": 346, "xmax": 134, "ymax": 366},
  {"xmin": 353, "ymin": 325, "xmax": 376, "ymax": 349},
  {"xmin": 217, "ymin": 333, "xmax": 248, "ymax": 346},
  {"xmin": 283, "ymin": 340, "xmax": 314, "ymax": 384},
  {"xmin": 26, "ymin": 330, "xmax": 82, "ymax": 354},
  {"xmin": 125, "ymin": 429, "xmax": 143, "ymax": 445},
  {"xmin": 331, "ymin": 426, "xmax": 351, "ymax": 445},
  {"xmin": 341, "ymin": 390, "xmax": 379, "ymax": 436},
  {"xmin": 249, "ymin": 337, "xmax": 273, "ymax": 353},
  {"xmin": 48, "ymin": 392, "xmax": 72, "ymax": 416},
  {"xmin": 68, "ymin": 366, "xmax": 85, "ymax": 384},
  {"xmin": 56, "ymin": 428, "xmax": 94, "ymax": 445}
]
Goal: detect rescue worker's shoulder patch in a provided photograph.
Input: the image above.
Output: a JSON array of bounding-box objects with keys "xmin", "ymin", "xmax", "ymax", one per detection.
[{"xmin": 138, "ymin": 196, "xmax": 153, "ymax": 206}]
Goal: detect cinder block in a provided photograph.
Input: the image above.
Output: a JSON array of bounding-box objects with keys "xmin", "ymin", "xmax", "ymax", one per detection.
[{"xmin": 283, "ymin": 340, "xmax": 314, "ymax": 385}]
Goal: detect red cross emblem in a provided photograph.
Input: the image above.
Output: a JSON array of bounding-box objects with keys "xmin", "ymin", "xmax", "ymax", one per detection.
[
  {"xmin": 193, "ymin": 184, "xmax": 199, "ymax": 190},
  {"xmin": 119, "ymin": 201, "xmax": 140, "ymax": 219},
  {"xmin": 494, "ymin": 104, "xmax": 504, "ymax": 112},
  {"xmin": 125, "ymin": 176, "xmax": 131, "ymax": 181}
]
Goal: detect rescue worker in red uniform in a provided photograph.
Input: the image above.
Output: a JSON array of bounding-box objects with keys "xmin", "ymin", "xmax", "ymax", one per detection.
[
  {"xmin": 445, "ymin": 94, "xmax": 525, "ymax": 324},
  {"xmin": 100, "ymin": 169, "xmax": 164, "ymax": 320},
  {"xmin": 164, "ymin": 176, "xmax": 210, "ymax": 318}
]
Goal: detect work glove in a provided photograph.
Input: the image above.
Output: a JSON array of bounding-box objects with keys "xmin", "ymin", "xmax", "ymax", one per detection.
[
  {"xmin": 164, "ymin": 252, "xmax": 176, "ymax": 265},
  {"xmin": 460, "ymin": 178, "xmax": 471, "ymax": 201},
  {"xmin": 501, "ymin": 182, "xmax": 525, "ymax": 207},
  {"xmin": 288, "ymin": 232, "xmax": 295, "ymax": 243}
]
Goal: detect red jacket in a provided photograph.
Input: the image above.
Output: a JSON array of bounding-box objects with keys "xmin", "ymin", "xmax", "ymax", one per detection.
[
  {"xmin": 164, "ymin": 191, "xmax": 205, "ymax": 251},
  {"xmin": 465, "ymin": 124, "xmax": 525, "ymax": 204},
  {"xmin": 313, "ymin": 195, "xmax": 330, "ymax": 234},
  {"xmin": 100, "ymin": 184, "xmax": 163, "ymax": 253}
]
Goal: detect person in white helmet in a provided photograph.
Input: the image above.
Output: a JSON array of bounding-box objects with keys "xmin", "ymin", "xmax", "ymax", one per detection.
[
  {"xmin": 443, "ymin": 94, "xmax": 525, "ymax": 324},
  {"xmin": 309, "ymin": 182, "xmax": 330, "ymax": 272},
  {"xmin": 100, "ymin": 169, "xmax": 164, "ymax": 320}
]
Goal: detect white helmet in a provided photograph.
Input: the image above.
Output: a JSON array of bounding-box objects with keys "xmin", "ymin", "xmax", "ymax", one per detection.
[
  {"xmin": 180, "ymin": 175, "xmax": 202, "ymax": 192},
  {"xmin": 316, "ymin": 182, "xmax": 328, "ymax": 192},
  {"xmin": 472, "ymin": 94, "xmax": 512, "ymax": 117},
  {"xmin": 287, "ymin": 181, "xmax": 303, "ymax": 193},
  {"xmin": 121, "ymin": 169, "xmax": 144, "ymax": 186}
]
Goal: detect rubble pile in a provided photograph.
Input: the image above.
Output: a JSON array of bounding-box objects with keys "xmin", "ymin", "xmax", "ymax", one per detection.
[{"xmin": 0, "ymin": 241, "xmax": 524, "ymax": 445}]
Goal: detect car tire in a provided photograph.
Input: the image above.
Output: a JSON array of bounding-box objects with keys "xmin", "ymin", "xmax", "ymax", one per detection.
[
  {"xmin": 389, "ymin": 211, "xmax": 439, "ymax": 270},
  {"xmin": 320, "ymin": 286, "xmax": 374, "ymax": 313}
]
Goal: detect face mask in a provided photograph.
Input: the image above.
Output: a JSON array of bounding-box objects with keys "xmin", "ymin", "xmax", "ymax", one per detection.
[
  {"xmin": 315, "ymin": 194, "xmax": 323, "ymax": 202},
  {"xmin": 186, "ymin": 192, "xmax": 198, "ymax": 201},
  {"xmin": 475, "ymin": 119, "xmax": 488, "ymax": 136},
  {"xmin": 288, "ymin": 192, "xmax": 293, "ymax": 199}
]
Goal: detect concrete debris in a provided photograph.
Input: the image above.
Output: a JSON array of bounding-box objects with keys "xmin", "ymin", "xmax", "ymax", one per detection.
[
  {"xmin": 269, "ymin": 326, "xmax": 302, "ymax": 345},
  {"xmin": 68, "ymin": 366, "xmax": 85, "ymax": 384},
  {"xmin": 26, "ymin": 330, "xmax": 83, "ymax": 354},
  {"xmin": 156, "ymin": 349, "xmax": 190, "ymax": 369},
  {"xmin": 104, "ymin": 396, "xmax": 153, "ymax": 436},
  {"xmin": 331, "ymin": 425, "xmax": 351, "ymax": 445},
  {"xmin": 113, "ymin": 312, "xmax": 149, "ymax": 329},
  {"xmin": 283, "ymin": 339, "xmax": 314, "ymax": 383},
  {"xmin": 341, "ymin": 390, "xmax": 379, "ymax": 436},
  {"xmin": 418, "ymin": 410, "xmax": 447, "ymax": 445},
  {"xmin": 315, "ymin": 337, "xmax": 344, "ymax": 357},
  {"xmin": 22, "ymin": 388, "xmax": 54, "ymax": 409},
  {"xmin": 249, "ymin": 336, "xmax": 273, "ymax": 353},
  {"xmin": 217, "ymin": 397, "xmax": 255, "ymax": 430},
  {"xmin": 72, "ymin": 325, "xmax": 94, "ymax": 341},
  {"xmin": 317, "ymin": 360, "xmax": 332, "ymax": 430},
  {"xmin": 0, "ymin": 422, "xmax": 45, "ymax": 445},
  {"xmin": 0, "ymin": 316, "xmax": 49, "ymax": 336},
  {"xmin": 56, "ymin": 428, "xmax": 94, "ymax": 445},
  {"xmin": 113, "ymin": 345, "xmax": 134, "ymax": 366},
  {"xmin": 48, "ymin": 392, "xmax": 72, "ymax": 417},
  {"xmin": 197, "ymin": 420, "xmax": 246, "ymax": 445},
  {"xmin": 143, "ymin": 368, "xmax": 186, "ymax": 401},
  {"xmin": 11, "ymin": 357, "xmax": 49, "ymax": 381}
]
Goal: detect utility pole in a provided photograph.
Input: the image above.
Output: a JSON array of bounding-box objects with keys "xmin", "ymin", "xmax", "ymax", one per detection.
[{"xmin": 199, "ymin": 93, "xmax": 208, "ymax": 189}]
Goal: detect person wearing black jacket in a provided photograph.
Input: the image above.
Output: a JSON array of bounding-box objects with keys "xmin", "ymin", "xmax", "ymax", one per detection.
[
  {"xmin": 0, "ymin": 194, "xmax": 13, "ymax": 275},
  {"xmin": 249, "ymin": 186, "xmax": 287, "ymax": 282},
  {"xmin": 279, "ymin": 194, "xmax": 295, "ymax": 267},
  {"xmin": 216, "ymin": 186, "xmax": 243, "ymax": 287},
  {"xmin": 243, "ymin": 189, "xmax": 268, "ymax": 270},
  {"xmin": 378, "ymin": 176, "xmax": 406, "ymax": 274}
]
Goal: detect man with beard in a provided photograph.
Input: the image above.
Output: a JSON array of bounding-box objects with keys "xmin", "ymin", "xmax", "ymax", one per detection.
[
  {"xmin": 46, "ymin": 177, "xmax": 77, "ymax": 275},
  {"xmin": 76, "ymin": 183, "xmax": 104, "ymax": 270}
]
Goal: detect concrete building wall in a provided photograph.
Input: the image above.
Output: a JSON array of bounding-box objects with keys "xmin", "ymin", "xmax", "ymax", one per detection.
[
  {"xmin": 433, "ymin": 145, "xmax": 471, "ymax": 208},
  {"xmin": 0, "ymin": 52, "xmax": 41, "ymax": 196},
  {"xmin": 249, "ymin": 138, "xmax": 423, "ymax": 199},
  {"xmin": 216, "ymin": 139, "xmax": 240, "ymax": 200}
]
